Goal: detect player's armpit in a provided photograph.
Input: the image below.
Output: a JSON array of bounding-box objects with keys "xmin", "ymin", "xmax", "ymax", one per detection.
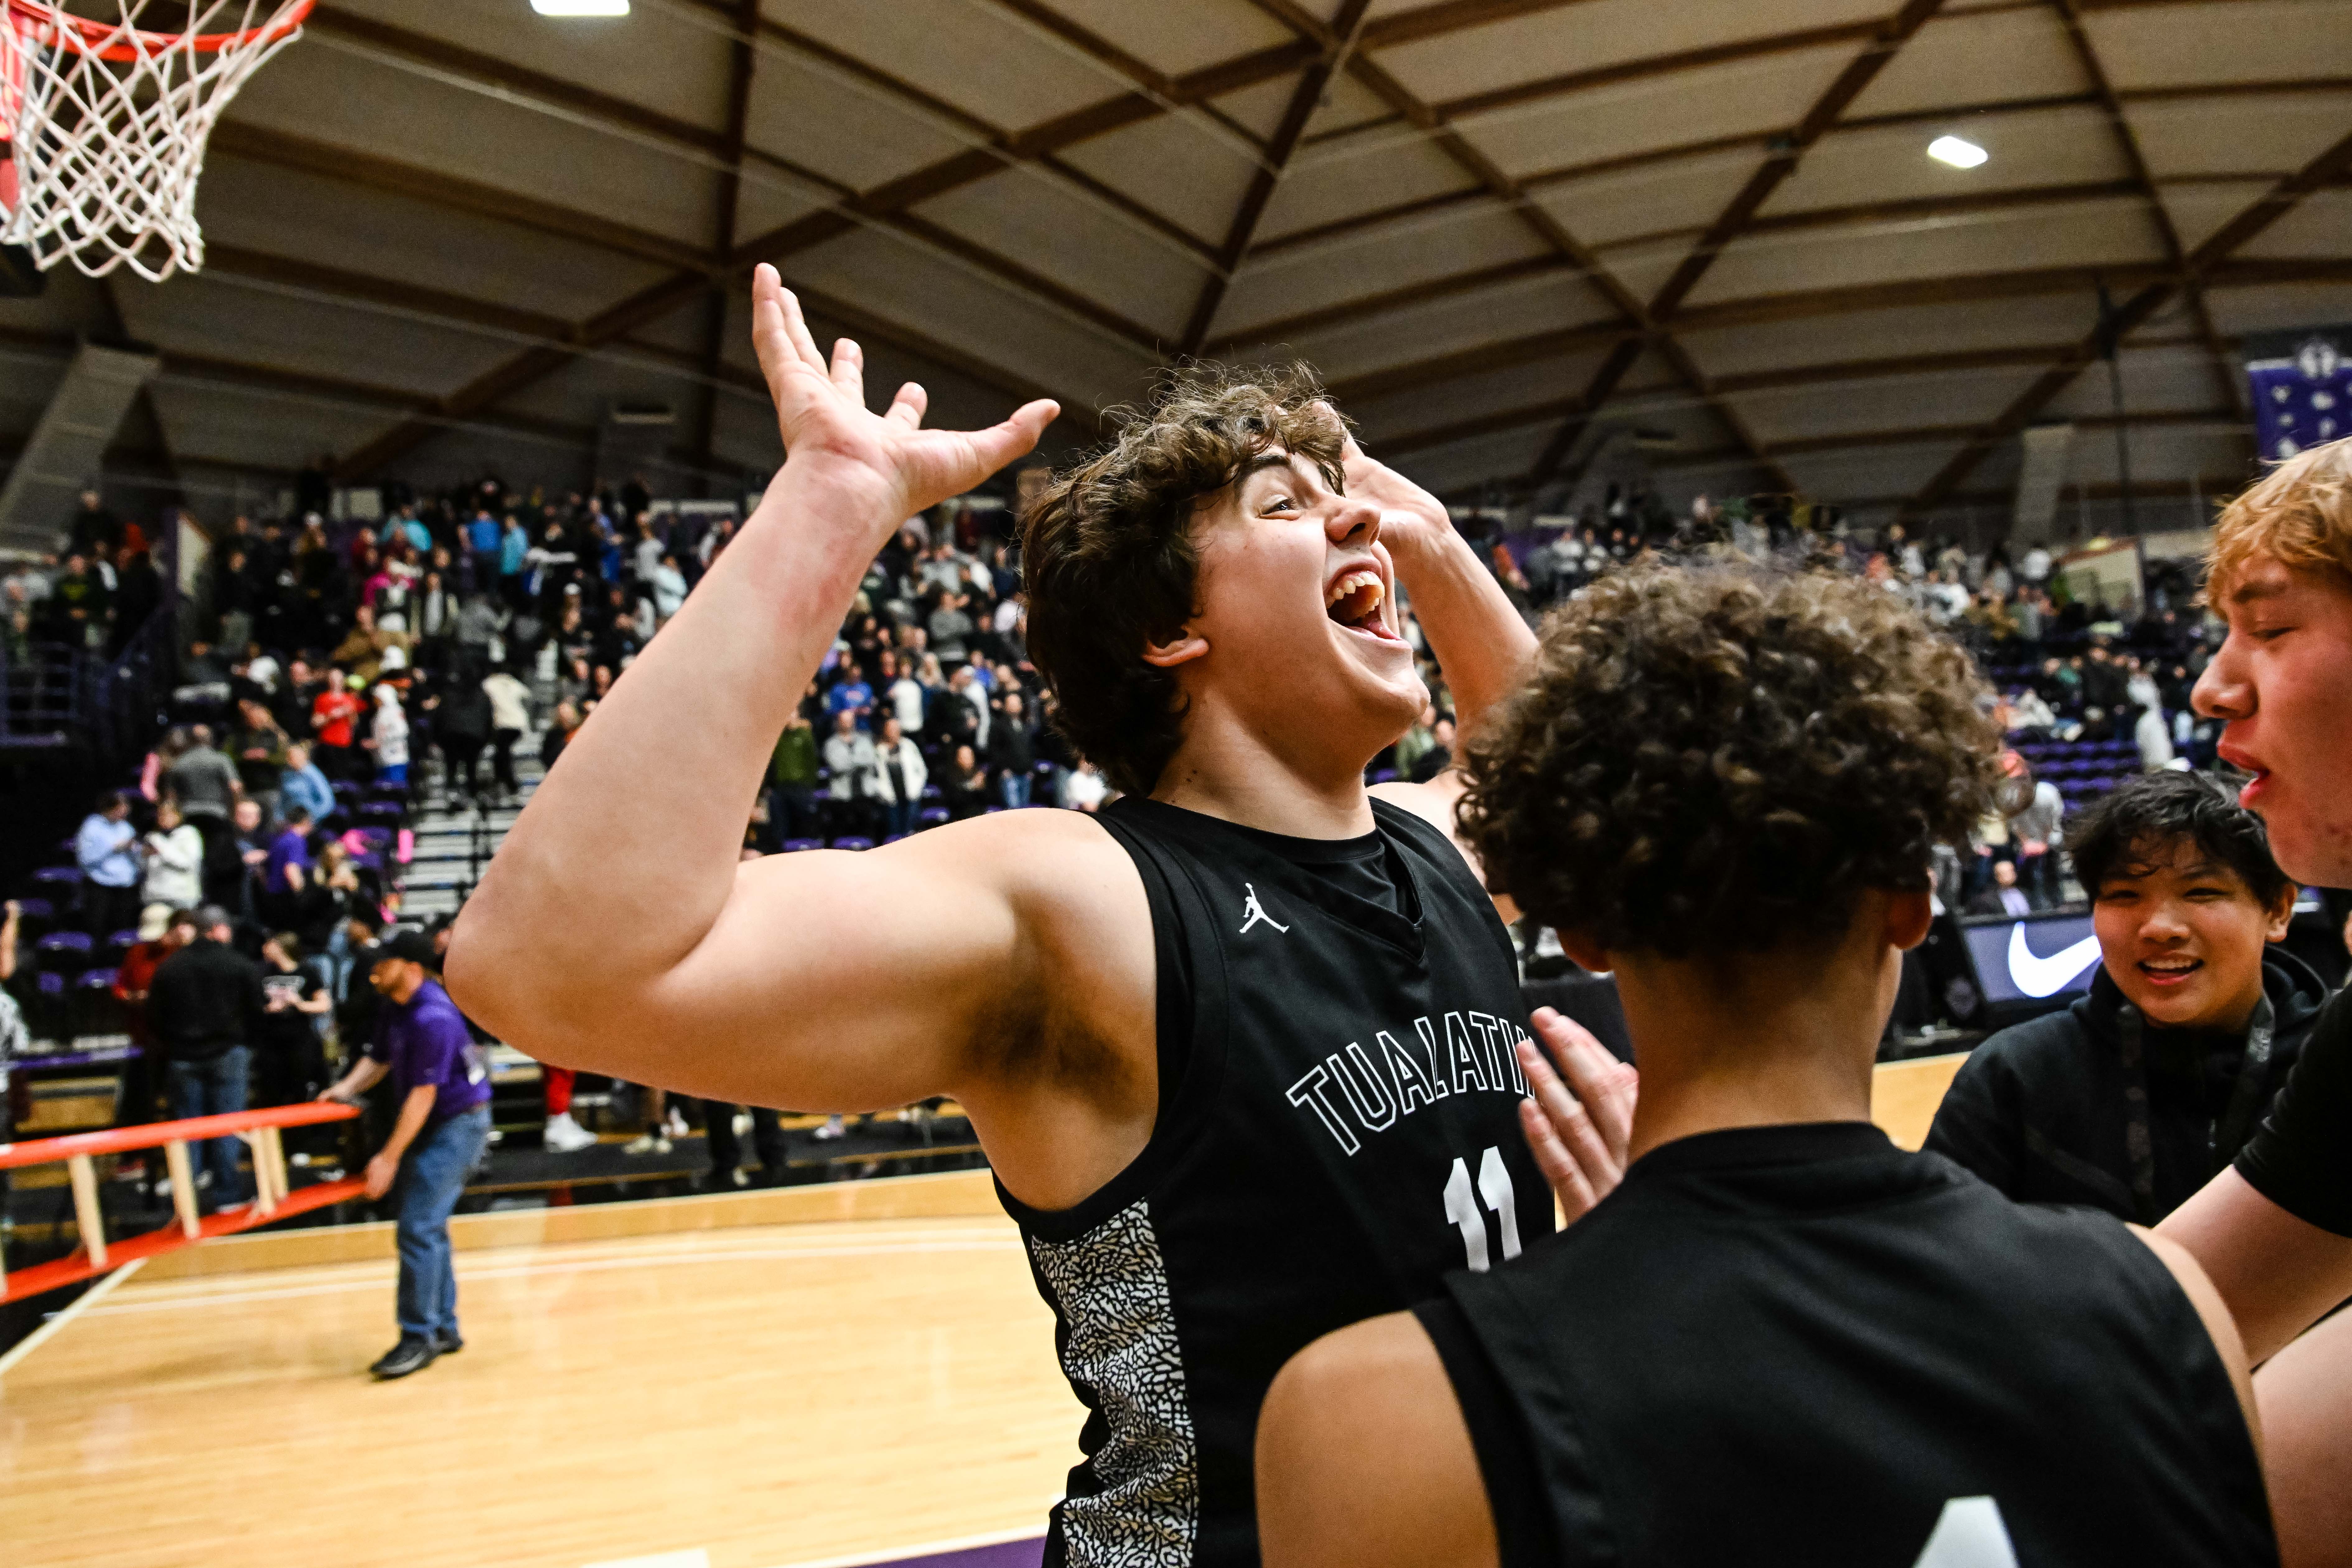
[
  {"xmin": 2131, "ymin": 1227, "xmax": 2261, "ymax": 1458},
  {"xmin": 1256, "ymin": 1313, "xmax": 1497, "ymax": 1568}
]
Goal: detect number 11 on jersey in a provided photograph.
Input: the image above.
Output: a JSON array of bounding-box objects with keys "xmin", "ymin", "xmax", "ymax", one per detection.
[{"xmin": 1444, "ymin": 1147, "xmax": 1523, "ymax": 1271}]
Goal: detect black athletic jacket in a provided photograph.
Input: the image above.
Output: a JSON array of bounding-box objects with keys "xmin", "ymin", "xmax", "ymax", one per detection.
[{"xmin": 1926, "ymin": 950, "xmax": 2329, "ymax": 1222}]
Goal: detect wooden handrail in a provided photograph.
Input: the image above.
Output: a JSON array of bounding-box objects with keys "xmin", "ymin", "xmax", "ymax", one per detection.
[
  {"xmin": 0, "ymin": 1100, "xmax": 357, "ymax": 1170},
  {"xmin": 2, "ymin": 1100, "xmax": 364, "ymax": 1304}
]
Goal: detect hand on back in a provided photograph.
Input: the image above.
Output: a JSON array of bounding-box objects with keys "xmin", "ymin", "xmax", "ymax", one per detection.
[
  {"xmin": 1517, "ymin": 1007, "xmax": 1638, "ymax": 1224},
  {"xmin": 750, "ymin": 263, "xmax": 1058, "ymax": 539}
]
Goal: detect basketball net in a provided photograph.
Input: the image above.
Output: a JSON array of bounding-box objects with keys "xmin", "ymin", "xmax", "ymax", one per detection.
[{"xmin": 0, "ymin": 0, "xmax": 311, "ymax": 282}]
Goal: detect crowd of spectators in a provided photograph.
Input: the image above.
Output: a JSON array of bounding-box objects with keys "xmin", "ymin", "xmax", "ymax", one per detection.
[{"xmin": 2, "ymin": 489, "xmax": 167, "ymax": 667}]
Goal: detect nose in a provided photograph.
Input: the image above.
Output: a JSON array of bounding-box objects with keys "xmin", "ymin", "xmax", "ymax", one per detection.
[
  {"xmin": 2191, "ymin": 638, "xmax": 2252, "ymax": 721},
  {"xmin": 2143, "ymin": 900, "xmax": 2193, "ymax": 943},
  {"xmin": 1326, "ymin": 494, "xmax": 1380, "ymax": 549}
]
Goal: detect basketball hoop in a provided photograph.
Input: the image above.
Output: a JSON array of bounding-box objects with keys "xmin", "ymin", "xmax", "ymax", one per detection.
[{"xmin": 0, "ymin": 1, "xmax": 312, "ymax": 282}]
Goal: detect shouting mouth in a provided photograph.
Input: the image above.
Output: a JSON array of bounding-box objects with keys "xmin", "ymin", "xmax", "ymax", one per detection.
[{"xmin": 1326, "ymin": 568, "xmax": 1400, "ymax": 641}]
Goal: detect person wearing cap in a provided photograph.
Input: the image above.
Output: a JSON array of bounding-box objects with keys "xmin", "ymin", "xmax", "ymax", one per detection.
[{"xmin": 318, "ymin": 928, "xmax": 492, "ymax": 1379}]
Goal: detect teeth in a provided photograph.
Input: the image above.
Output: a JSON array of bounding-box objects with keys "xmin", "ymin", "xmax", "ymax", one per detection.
[{"xmin": 1325, "ymin": 570, "xmax": 1384, "ymax": 608}]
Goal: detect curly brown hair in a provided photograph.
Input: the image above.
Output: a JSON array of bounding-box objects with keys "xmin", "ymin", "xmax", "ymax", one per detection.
[
  {"xmin": 1459, "ymin": 562, "xmax": 1999, "ymax": 958},
  {"xmin": 1021, "ymin": 363, "xmax": 1347, "ymax": 797}
]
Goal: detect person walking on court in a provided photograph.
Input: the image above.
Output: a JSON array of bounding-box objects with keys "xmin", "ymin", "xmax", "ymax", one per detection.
[
  {"xmin": 1255, "ymin": 564, "xmax": 2274, "ymax": 1568},
  {"xmin": 450, "ymin": 272, "xmax": 1558, "ymax": 1566},
  {"xmin": 319, "ymin": 929, "xmax": 492, "ymax": 1380}
]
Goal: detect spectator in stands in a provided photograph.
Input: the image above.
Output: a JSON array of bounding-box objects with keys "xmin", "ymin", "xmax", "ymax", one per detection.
[
  {"xmin": 981, "ymin": 688, "xmax": 1032, "ymax": 807},
  {"xmin": 310, "ymin": 668, "xmax": 363, "ymax": 780},
  {"xmin": 256, "ymin": 931, "xmax": 331, "ymax": 1108},
  {"xmin": 369, "ymin": 683, "xmax": 411, "ymax": 788},
  {"xmin": 319, "ymin": 929, "xmax": 493, "ymax": 1380},
  {"xmin": 278, "ymin": 742, "xmax": 334, "ymax": 826},
  {"xmin": 262, "ymin": 806, "xmax": 313, "ymax": 926},
  {"xmin": 147, "ymin": 904, "xmax": 264, "ymax": 1209},
  {"xmin": 765, "ymin": 705, "xmax": 820, "ymax": 845},
  {"xmin": 228, "ymin": 697, "xmax": 290, "ymax": 819},
  {"xmin": 1062, "ymin": 758, "xmax": 1109, "ymax": 814},
  {"xmin": 1965, "ymin": 858, "xmax": 2034, "ymax": 917},
  {"xmin": 649, "ymin": 551, "xmax": 688, "ymax": 630},
  {"xmin": 76, "ymin": 789, "xmax": 143, "ymax": 940},
  {"xmin": 1929, "ymin": 772, "xmax": 2322, "ymax": 1223},
  {"xmin": 2135, "ymin": 701, "xmax": 2177, "ymax": 771},
  {"xmin": 142, "ymin": 798, "xmax": 205, "ymax": 912},
  {"xmin": 1408, "ymin": 716, "xmax": 1456, "ymax": 784},
  {"xmin": 822, "ymin": 708, "xmax": 879, "ymax": 835},
  {"xmin": 482, "ymin": 661, "xmax": 532, "ymax": 801},
  {"xmin": 872, "ymin": 715, "xmax": 927, "ymax": 839},
  {"xmin": 539, "ymin": 699, "xmax": 584, "ymax": 773},
  {"xmin": 221, "ymin": 796, "xmax": 272, "ymax": 912},
  {"xmin": 167, "ymin": 723, "xmax": 240, "ymax": 843},
  {"xmin": 938, "ymin": 742, "xmax": 988, "ymax": 821}
]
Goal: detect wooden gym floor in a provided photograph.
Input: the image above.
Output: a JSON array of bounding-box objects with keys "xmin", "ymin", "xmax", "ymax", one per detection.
[
  {"xmin": 0, "ymin": 1059, "xmax": 1966, "ymax": 1568},
  {"xmin": 0, "ymin": 1172, "xmax": 1082, "ymax": 1568}
]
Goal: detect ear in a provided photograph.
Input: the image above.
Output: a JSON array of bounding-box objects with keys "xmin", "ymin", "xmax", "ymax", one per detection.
[
  {"xmin": 1555, "ymin": 927, "xmax": 1612, "ymax": 974},
  {"xmin": 1140, "ymin": 629, "xmax": 1209, "ymax": 669},
  {"xmin": 1887, "ymin": 888, "xmax": 1935, "ymax": 952},
  {"xmin": 2262, "ymin": 883, "xmax": 2298, "ymax": 944}
]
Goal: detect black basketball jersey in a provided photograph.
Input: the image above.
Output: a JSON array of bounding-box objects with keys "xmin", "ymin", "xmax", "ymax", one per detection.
[
  {"xmin": 1001, "ymin": 795, "xmax": 1552, "ymax": 1568},
  {"xmin": 1419, "ymin": 1123, "xmax": 2276, "ymax": 1568}
]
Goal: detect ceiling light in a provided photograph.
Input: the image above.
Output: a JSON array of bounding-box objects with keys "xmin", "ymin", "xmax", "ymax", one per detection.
[
  {"xmin": 1928, "ymin": 135, "xmax": 1988, "ymax": 169},
  {"xmin": 532, "ymin": 0, "xmax": 628, "ymax": 15}
]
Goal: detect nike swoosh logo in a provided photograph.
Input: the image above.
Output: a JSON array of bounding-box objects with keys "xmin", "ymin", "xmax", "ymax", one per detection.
[{"xmin": 2007, "ymin": 924, "xmax": 2102, "ymax": 999}]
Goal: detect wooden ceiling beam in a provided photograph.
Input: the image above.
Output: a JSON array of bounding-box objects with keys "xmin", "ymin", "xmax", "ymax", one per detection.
[
  {"xmin": 1902, "ymin": 125, "xmax": 2352, "ymax": 517},
  {"xmin": 1526, "ymin": 0, "xmax": 1950, "ymax": 494},
  {"xmin": 1181, "ymin": 0, "xmax": 1377, "ymax": 354},
  {"xmin": 689, "ymin": 0, "xmax": 766, "ymax": 486}
]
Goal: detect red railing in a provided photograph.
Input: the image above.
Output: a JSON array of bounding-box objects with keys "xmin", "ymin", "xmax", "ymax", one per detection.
[{"xmin": 1, "ymin": 1101, "xmax": 362, "ymax": 1304}]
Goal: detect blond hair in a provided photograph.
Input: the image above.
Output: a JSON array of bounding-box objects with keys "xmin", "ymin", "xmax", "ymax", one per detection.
[{"xmin": 2208, "ymin": 434, "xmax": 2352, "ymax": 598}]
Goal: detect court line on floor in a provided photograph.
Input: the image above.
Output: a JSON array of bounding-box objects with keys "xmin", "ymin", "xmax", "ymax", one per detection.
[
  {"xmin": 84, "ymin": 1239, "xmax": 1030, "ymax": 1314},
  {"xmin": 0, "ymin": 1258, "xmax": 148, "ymax": 1380}
]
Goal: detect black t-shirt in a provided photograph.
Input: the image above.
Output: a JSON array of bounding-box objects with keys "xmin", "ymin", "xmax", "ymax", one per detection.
[
  {"xmin": 256, "ymin": 964, "xmax": 322, "ymax": 1055},
  {"xmin": 2235, "ymin": 985, "xmax": 2352, "ymax": 1236},
  {"xmin": 1422, "ymin": 1123, "xmax": 2275, "ymax": 1567}
]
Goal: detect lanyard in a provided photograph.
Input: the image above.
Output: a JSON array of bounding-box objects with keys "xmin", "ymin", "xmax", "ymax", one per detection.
[{"xmin": 2115, "ymin": 993, "xmax": 2277, "ymax": 1226}]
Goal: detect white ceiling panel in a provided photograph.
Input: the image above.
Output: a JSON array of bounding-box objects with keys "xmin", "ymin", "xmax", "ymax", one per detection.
[
  {"xmin": 1221, "ymin": 208, "xmax": 1550, "ymax": 338},
  {"xmin": 1681, "ymin": 293, "xmax": 2107, "ymax": 377},
  {"xmin": 1779, "ymin": 442, "xmax": 1966, "ymax": 503},
  {"xmin": 785, "ymin": 229, "xmax": 1151, "ymax": 412},
  {"xmin": 1348, "ymin": 353, "xmax": 1608, "ymax": 440},
  {"xmin": 2068, "ymin": 427, "xmax": 2252, "ymax": 485},
  {"xmin": 1733, "ymin": 368, "xmax": 2044, "ymax": 447},
  {"xmin": 149, "ymin": 378, "xmax": 406, "ymax": 476},
  {"xmin": 194, "ymin": 157, "xmax": 676, "ymax": 327},
  {"xmin": 329, "ymin": 0, "xmax": 735, "ymax": 131},
  {"xmin": 764, "ymin": 0, "xmax": 1127, "ymax": 132},
  {"xmin": 2157, "ymin": 180, "xmax": 2279, "ymax": 253},
  {"xmin": 1375, "ymin": 0, "xmax": 1891, "ymax": 108},
  {"xmin": 913, "ymin": 168, "xmax": 1210, "ymax": 342},
  {"xmin": 2042, "ymin": 343, "xmax": 2228, "ymax": 419},
  {"xmin": 1843, "ymin": 7, "xmax": 2087, "ymax": 120},
  {"xmin": 1532, "ymin": 151, "xmax": 1762, "ymax": 250},
  {"xmin": 1765, "ymin": 105, "xmax": 2131, "ymax": 215},
  {"xmin": 1687, "ymin": 198, "xmax": 2161, "ymax": 308},
  {"xmin": 741, "ymin": 54, "xmax": 979, "ymax": 195},
  {"xmin": 1235, "ymin": 271, "xmax": 1616, "ymax": 385},
  {"xmin": 1038, "ymin": 0, "xmax": 1300, "ymax": 77},
  {"xmin": 1262, "ymin": 136, "xmax": 1484, "ymax": 246},
  {"xmin": 2227, "ymin": 190, "xmax": 2352, "ymax": 259},
  {"xmin": 2204, "ymin": 280, "xmax": 2352, "ymax": 337},
  {"xmin": 1056, "ymin": 115, "xmax": 1266, "ymax": 246},
  {"xmin": 225, "ymin": 48, "xmax": 717, "ymax": 243},
  {"xmin": 1450, "ymin": 47, "xmax": 1850, "ymax": 183},
  {"xmin": 2125, "ymin": 94, "xmax": 2352, "ymax": 180},
  {"xmin": 2083, "ymin": 0, "xmax": 2352, "ymax": 88},
  {"xmin": 1392, "ymin": 424, "xmax": 1553, "ymax": 497}
]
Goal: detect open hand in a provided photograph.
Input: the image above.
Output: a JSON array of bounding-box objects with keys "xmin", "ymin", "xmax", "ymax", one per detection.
[
  {"xmin": 750, "ymin": 263, "xmax": 1058, "ymax": 540},
  {"xmin": 1336, "ymin": 421, "xmax": 1450, "ymax": 561},
  {"xmin": 1516, "ymin": 1007, "xmax": 1639, "ymax": 1224}
]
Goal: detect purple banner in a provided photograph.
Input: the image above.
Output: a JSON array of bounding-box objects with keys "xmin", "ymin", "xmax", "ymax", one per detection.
[{"xmin": 2245, "ymin": 326, "xmax": 2352, "ymax": 462}]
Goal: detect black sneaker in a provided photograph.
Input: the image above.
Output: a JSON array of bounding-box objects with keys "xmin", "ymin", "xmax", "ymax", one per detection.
[
  {"xmin": 432, "ymin": 1329, "xmax": 464, "ymax": 1355},
  {"xmin": 369, "ymin": 1336, "xmax": 439, "ymax": 1380}
]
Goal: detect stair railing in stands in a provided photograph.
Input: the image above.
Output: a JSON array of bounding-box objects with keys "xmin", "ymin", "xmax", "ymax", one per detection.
[{"xmin": 0, "ymin": 1100, "xmax": 361, "ymax": 1303}]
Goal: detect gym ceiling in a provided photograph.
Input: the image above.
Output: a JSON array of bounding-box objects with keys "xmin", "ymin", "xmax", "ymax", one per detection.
[{"xmin": 2, "ymin": 0, "xmax": 2346, "ymax": 524}]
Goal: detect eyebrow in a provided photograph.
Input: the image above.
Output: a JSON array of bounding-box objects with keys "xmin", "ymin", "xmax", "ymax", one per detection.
[
  {"xmin": 1236, "ymin": 450, "xmax": 1304, "ymax": 487},
  {"xmin": 2228, "ymin": 579, "xmax": 2290, "ymax": 605}
]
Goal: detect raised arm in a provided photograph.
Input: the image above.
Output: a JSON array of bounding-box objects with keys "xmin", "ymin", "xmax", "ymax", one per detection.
[{"xmin": 446, "ymin": 265, "xmax": 1060, "ymax": 1116}]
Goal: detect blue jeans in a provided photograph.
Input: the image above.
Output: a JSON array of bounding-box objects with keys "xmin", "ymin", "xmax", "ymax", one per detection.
[
  {"xmin": 1001, "ymin": 773, "xmax": 1031, "ymax": 809},
  {"xmin": 394, "ymin": 1106, "xmax": 490, "ymax": 1341},
  {"xmin": 883, "ymin": 798, "xmax": 917, "ymax": 839},
  {"xmin": 167, "ymin": 1046, "xmax": 251, "ymax": 1202}
]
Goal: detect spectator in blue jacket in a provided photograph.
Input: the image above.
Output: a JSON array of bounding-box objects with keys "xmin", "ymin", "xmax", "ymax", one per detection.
[{"xmin": 76, "ymin": 789, "xmax": 142, "ymax": 938}]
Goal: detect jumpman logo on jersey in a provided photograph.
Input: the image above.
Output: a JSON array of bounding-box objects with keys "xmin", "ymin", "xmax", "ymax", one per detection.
[{"xmin": 1238, "ymin": 882, "xmax": 1289, "ymax": 936}]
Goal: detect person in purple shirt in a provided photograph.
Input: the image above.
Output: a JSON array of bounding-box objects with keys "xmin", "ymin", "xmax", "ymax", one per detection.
[
  {"xmin": 262, "ymin": 806, "xmax": 313, "ymax": 925},
  {"xmin": 319, "ymin": 929, "xmax": 492, "ymax": 1379}
]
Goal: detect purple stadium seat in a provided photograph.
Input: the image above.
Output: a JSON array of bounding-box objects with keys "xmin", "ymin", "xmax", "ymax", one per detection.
[
  {"xmin": 31, "ymin": 866, "xmax": 81, "ymax": 894},
  {"xmin": 882, "ymin": 833, "xmax": 908, "ymax": 845},
  {"xmin": 107, "ymin": 931, "xmax": 140, "ymax": 965},
  {"xmin": 38, "ymin": 931, "xmax": 93, "ymax": 970},
  {"xmin": 921, "ymin": 784, "xmax": 944, "ymax": 803},
  {"xmin": 12, "ymin": 898, "xmax": 55, "ymax": 938},
  {"xmin": 780, "ymin": 838, "xmax": 824, "ymax": 853},
  {"xmin": 829, "ymin": 836, "xmax": 874, "ymax": 852},
  {"xmin": 1370, "ymin": 768, "xmax": 1399, "ymax": 784},
  {"xmin": 918, "ymin": 807, "xmax": 951, "ymax": 829}
]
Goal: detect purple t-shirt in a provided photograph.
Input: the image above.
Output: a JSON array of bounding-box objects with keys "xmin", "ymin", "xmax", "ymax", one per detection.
[
  {"xmin": 264, "ymin": 826, "xmax": 311, "ymax": 896},
  {"xmin": 368, "ymin": 979, "xmax": 491, "ymax": 1120}
]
